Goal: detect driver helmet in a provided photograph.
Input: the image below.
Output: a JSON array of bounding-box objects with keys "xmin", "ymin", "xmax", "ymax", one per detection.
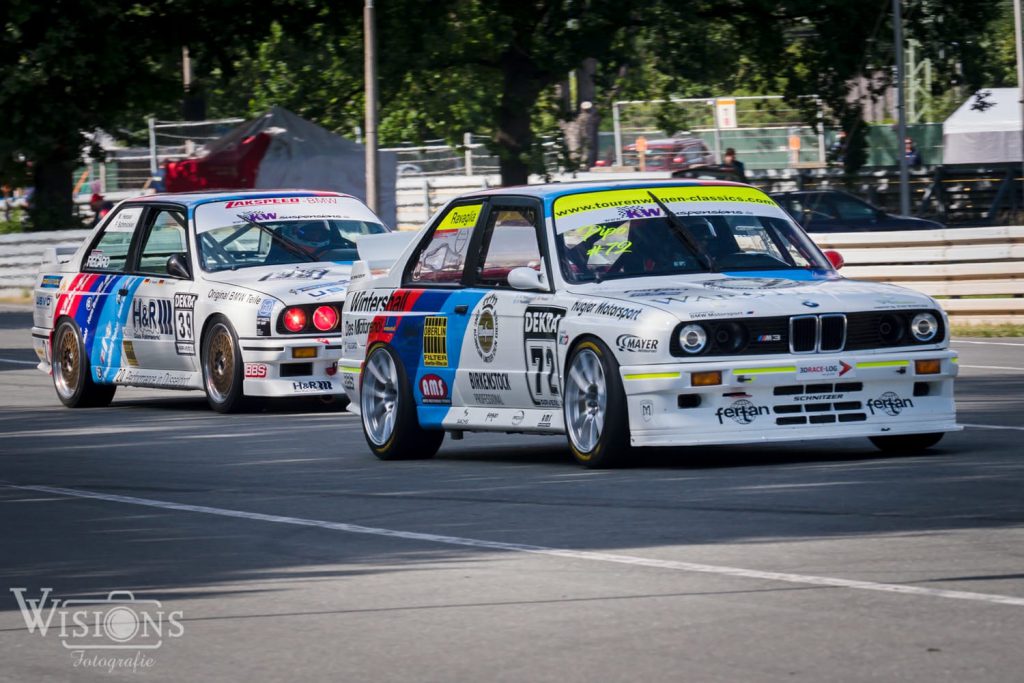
[{"xmin": 281, "ymin": 221, "xmax": 331, "ymax": 252}]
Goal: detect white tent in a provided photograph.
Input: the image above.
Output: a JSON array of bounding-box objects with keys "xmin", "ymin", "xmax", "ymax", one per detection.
[{"xmin": 943, "ymin": 88, "xmax": 1022, "ymax": 164}]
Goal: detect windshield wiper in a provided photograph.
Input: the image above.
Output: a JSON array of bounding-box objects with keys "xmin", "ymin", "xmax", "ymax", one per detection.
[
  {"xmin": 235, "ymin": 214, "xmax": 317, "ymax": 263},
  {"xmin": 646, "ymin": 191, "xmax": 715, "ymax": 271}
]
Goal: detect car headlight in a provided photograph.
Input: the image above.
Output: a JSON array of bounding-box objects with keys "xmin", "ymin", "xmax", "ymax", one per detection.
[
  {"xmin": 910, "ymin": 312, "xmax": 938, "ymax": 342},
  {"xmin": 678, "ymin": 324, "xmax": 708, "ymax": 354}
]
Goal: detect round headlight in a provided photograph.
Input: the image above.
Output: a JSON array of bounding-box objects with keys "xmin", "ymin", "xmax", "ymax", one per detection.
[
  {"xmin": 878, "ymin": 313, "xmax": 905, "ymax": 344},
  {"xmin": 910, "ymin": 312, "xmax": 938, "ymax": 342},
  {"xmin": 678, "ymin": 324, "xmax": 708, "ymax": 354}
]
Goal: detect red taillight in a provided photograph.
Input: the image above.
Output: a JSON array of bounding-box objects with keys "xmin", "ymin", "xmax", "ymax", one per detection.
[
  {"xmin": 283, "ymin": 307, "xmax": 307, "ymax": 333},
  {"xmin": 672, "ymin": 156, "xmax": 684, "ymax": 164},
  {"xmin": 312, "ymin": 305, "xmax": 339, "ymax": 331}
]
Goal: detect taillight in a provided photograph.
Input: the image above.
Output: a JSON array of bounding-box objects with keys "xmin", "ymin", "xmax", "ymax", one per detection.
[
  {"xmin": 283, "ymin": 307, "xmax": 307, "ymax": 333},
  {"xmin": 312, "ymin": 305, "xmax": 339, "ymax": 331}
]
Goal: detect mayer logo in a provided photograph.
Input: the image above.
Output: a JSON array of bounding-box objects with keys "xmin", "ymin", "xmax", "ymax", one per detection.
[
  {"xmin": 419, "ymin": 374, "xmax": 449, "ymax": 404},
  {"xmin": 716, "ymin": 399, "xmax": 769, "ymax": 425},
  {"xmin": 867, "ymin": 392, "xmax": 913, "ymax": 416},
  {"xmin": 131, "ymin": 298, "xmax": 173, "ymax": 337},
  {"xmin": 615, "ymin": 334, "xmax": 658, "ymax": 353},
  {"xmin": 474, "ymin": 293, "xmax": 498, "ymax": 362}
]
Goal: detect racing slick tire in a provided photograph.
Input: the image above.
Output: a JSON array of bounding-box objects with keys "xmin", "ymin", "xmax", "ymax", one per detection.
[
  {"xmin": 201, "ymin": 318, "xmax": 249, "ymax": 414},
  {"xmin": 563, "ymin": 338, "xmax": 630, "ymax": 468},
  {"xmin": 360, "ymin": 343, "xmax": 443, "ymax": 460},
  {"xmin": 869, "ymin": 432, "xmax": 944, "ymax": 454},
  {"xmin": 51, "ymin": 319, "xmax": 117, "ymax": 408}
]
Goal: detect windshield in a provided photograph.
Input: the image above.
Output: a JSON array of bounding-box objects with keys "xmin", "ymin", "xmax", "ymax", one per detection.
[
  {"xmin": 199, "ymin": 219, "xmax": 387, "ymax": 272},
  {"xmin": 552, "ymin": 186, "xmax": 831, "ymax": 283},
  {"xmin": 194, "ymin": 196, "xmax": 388, "ymax": 272}
]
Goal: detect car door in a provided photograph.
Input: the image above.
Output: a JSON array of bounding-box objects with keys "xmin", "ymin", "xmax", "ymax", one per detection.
[
  {"xmin": 396, "ymin": 199, "xmax": 488, "ymax": 417},
  {"xmin": 72, "ymin": 204, "xmax": 146, "ymax": 382},
  {"xmin": 125, "ymin": 205, "xmax": 198, "ymax": 372},
  {"xmin": 458, "ymin": 198, "xmax": 558, "ymax": 412}
]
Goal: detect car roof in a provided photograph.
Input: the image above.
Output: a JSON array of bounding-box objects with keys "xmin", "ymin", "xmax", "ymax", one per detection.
[
  {"xmin": 460, "ymin": 178, "xmax": 755, "ymax": 214},
  {"xmin": 123, "ymin": 189, "xmax": 355, "ymax": 209}
]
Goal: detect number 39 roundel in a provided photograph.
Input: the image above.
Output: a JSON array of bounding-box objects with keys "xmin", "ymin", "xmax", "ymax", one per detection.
[{"xmin": 522, "ymin": 305, "xmax": 566, "ymax": 408}]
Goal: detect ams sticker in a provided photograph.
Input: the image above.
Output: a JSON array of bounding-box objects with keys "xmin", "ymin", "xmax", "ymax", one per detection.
[{"xmin": 523, "ymin": 306, "xmax": 566, "ymax": 408}]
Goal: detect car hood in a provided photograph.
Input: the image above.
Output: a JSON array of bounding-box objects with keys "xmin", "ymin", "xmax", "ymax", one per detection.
[
  {"xmin": 564, "ymin": 271, "xmax": 938, "ymax": 321},
  {"xmin": 202, "ymin": 262, "xmax": 353, "ymax": 304}
]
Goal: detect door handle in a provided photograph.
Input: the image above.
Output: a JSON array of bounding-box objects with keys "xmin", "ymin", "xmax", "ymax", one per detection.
[
  {"xmin": 454, "ymin": 304, "xmax": 468, "ymax": 315},
  {"xmin": 117, "ymin": 288, "xmax": 129, "ymax": 297}
]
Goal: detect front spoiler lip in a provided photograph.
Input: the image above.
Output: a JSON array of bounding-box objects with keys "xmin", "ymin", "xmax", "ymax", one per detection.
[{"xmin": 630, "ymin": 417, "xmax": 961, "ymax": 447}]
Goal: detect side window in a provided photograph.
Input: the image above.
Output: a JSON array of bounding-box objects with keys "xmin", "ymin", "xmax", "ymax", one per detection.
[
  {"xmin": 138, "ymin": 209, "xmax": 188, "ymax": 276},
  {"xmin": 476, "ymin": 207, "xmax": 542, "ymax": 287},
  {"xmin": 406, "ymin": 202, "xmax": 482, "ymax": 285},
  {"xmin": 83, "ymin": 206, "xmax": 142, "ymax": 272},
  {"xmin": 833, "ymin": 196, "xmax": 877, "ymax": 221}
]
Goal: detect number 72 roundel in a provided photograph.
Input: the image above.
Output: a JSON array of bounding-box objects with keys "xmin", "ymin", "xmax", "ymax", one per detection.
[{"xmin": 522, "ymin": 305, "xmax": 566, "ymax": 408}]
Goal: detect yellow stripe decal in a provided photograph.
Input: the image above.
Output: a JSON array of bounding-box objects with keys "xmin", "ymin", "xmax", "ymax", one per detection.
[
  {"xmin": 623, "ymin": 372, "xmax": 681, "ymax": 380},
  {"xmin": 856, "ymin": 360, "xmax": 909, "ymax": 369},
  {"xmin": 733, "ymin": 366, "xmax": 796, "ymax": 375},
  {"xmin": 951, "ymin": 358, "xmax": 959, "ymax": 364},
  {"xmin": 340, "ymin": 366, "xmax": 362, "ymax": 373}
]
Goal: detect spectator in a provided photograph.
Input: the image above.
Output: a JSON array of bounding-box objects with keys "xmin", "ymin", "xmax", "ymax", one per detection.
[
  {"xmin": 828, "ymin": 131, "xmax": 847, "ymax": 165},
  {"xmin": 904, "ymin": 137, "xmax": 922, "ymax": 169},
  {"xmin": 721, "ymin": 147, "xmax": 747, "ymax": 182}
]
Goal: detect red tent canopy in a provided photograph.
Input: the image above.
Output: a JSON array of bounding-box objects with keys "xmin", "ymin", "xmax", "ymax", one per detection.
[{"xmin": 164, "ymin": 132, "xmax": 272, "ymax": 192}]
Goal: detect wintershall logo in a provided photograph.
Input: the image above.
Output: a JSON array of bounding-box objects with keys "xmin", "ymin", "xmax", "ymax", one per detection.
[{"xmin": 11, "ymin": 588, "xmax": 184, "ymax": 672}]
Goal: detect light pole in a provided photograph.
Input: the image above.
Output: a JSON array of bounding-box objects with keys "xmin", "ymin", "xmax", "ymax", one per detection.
[
  {"xmin": 364, "ymin": 0, "xmax": 379, "ymax": 212},
  {"xmin": 893, "ymin": 0, "xmax": 911, "ymax": 216},
  {"xmin": 1014, "ymin": 0, "xmax": 1024, "ymax": 207}
]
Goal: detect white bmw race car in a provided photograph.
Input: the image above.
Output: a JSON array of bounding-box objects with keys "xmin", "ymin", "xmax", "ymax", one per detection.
[
  {"xmin": 339, "ymin": 180, "xmax": 960, "ymax": 467},
  {"xmin": 32, "ymin": 190, "xmax": 399, "ymax": 412}
]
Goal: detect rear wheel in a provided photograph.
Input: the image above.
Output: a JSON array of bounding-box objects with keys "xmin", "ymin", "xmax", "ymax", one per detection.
[
  {"xmin": 360, "ymin": 344, "xmax": 443, "ymax": 460},
  {"xmin": 870, "ymin": 432, "xmax": 944, "ymax": 454},
  {"xmin": 563, "ymin": 339, "xmax": 630, "ymax": 468},
  {"xmin": 202, "ymin": 319, "xmax": 248, "ymax": 413},
  {"xmin": 51, "ymin": 319, "xmax": 116, "ymax": 408}
]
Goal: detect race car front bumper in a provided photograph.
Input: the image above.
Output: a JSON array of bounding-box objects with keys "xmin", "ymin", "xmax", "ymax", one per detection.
[
  {"xmin": 618, "ymin": 349, "xmax": 960, "ymax": 448},
  {"xmin": 239, "ymin": 336, "xmax": 348, "ymax": 397}
]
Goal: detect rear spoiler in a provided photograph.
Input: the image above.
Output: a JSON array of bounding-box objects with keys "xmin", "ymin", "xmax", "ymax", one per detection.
[
  {"xmin": 355, "ymin": 231, "xmax": 415, "ymax": 272},
  {"xmin": 41, "ymin": 245, "xmax": 79, "ymax": 265}
]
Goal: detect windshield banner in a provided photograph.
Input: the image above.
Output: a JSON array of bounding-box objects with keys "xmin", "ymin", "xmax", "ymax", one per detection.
[
  {"xmin": 195, "ymin": 196, "xmax": 381, "ymax": 233},
  {"xmin": 551, "ymin": 186, "xmax": 786, "ymax": 233}
]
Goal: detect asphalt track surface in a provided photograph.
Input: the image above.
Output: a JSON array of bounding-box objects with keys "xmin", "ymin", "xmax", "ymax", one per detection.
[{"xmin": 1, "ymin": 304, "xmax": 1023, "ymax": 682}]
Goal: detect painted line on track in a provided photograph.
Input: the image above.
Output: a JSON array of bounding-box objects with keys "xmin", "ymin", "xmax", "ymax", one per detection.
[
  {"xmin": 962, "ymin": 423, "xmax": 1024, "ymax": 432},
  {"xmin": 0, "ymin": 357, "xmax": 37, "ymax": 365},
  {"xmin": 9, "ymin": 483, "xmax": 1024, "ymax": 609},
  {"xmin": 952, "ymin": 339, "xmax": 1024, "ymax": 347},
  {"xmin": 958, "ymin": 364, "xmax": 1024, "ymax": 372}
]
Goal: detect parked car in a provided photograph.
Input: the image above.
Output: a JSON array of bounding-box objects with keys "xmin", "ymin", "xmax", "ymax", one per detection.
[
  {"xmin": 769, "ymin": 190, "xmax": 945, "ymax": 232},
  {"xmin": 597, "ymin": 137, "xmax": 714, "ymax": 172},
  {"xmin": 32, "ymin": 189, "xmax": 396, "ymax": 412},
  {"xmin": 339, "ymin": 180, "xmax": 959, "ymax": 468}
]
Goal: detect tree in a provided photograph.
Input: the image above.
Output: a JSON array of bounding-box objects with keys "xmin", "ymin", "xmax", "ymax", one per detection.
[{"xmin": 0, "ymin": 0, "xmax": 295, "ymax": 229}]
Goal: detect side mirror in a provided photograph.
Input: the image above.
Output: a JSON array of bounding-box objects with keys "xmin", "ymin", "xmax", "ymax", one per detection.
[
  {"xmin": 508, "ymin": 266, "xmax": 549, "ymax": 292},
  {"xmin": 823, "ymin": 249, "xmax": 845, "ymax": 270},
  {"xmin": 166, "ymin": 253, "xmax": 192, "ymax": 279}
]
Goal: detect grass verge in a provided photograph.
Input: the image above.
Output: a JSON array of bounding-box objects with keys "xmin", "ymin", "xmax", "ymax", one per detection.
[{"xmin": 951, "ymin": 324, "xmax": 1024, "ymax": 337}]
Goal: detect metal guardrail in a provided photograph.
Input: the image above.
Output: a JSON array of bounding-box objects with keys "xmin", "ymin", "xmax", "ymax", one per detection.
[
  {"xmin": 811, "ymin": 226, "xmax": 1024, "ymax": 325},
  {"xmin": 2, "ymin": 224, "xmax": 1021, "ymax": 325}
]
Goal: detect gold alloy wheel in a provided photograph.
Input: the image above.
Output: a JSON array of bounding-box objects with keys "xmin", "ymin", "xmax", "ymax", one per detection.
[
  {"xmin": 53, "ymin": 325, "xmax": 80, "ymax": 399},
  {"xmin": 205, "ymin": 324, "xmax": 235, "ymax": 403}
]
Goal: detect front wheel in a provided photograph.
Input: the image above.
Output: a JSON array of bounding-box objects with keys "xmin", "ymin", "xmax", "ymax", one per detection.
[
  {"xmin": 869, "ymin": 432, "xmax": 944, "ymax": 454},
  {"xmin": 360, "ymin": 344, "xmax": 443, "ymax": 460},
  {"xmin": 563, "ymin": 339, "xmax": 630, "ymax": 468},
  {"xmin": 201, "ymin": 319, "xmax": 248, "ymax": 413},
  {"xmin": 51, "ymin": 319, "xmax": 116, "ymax": 408}
]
